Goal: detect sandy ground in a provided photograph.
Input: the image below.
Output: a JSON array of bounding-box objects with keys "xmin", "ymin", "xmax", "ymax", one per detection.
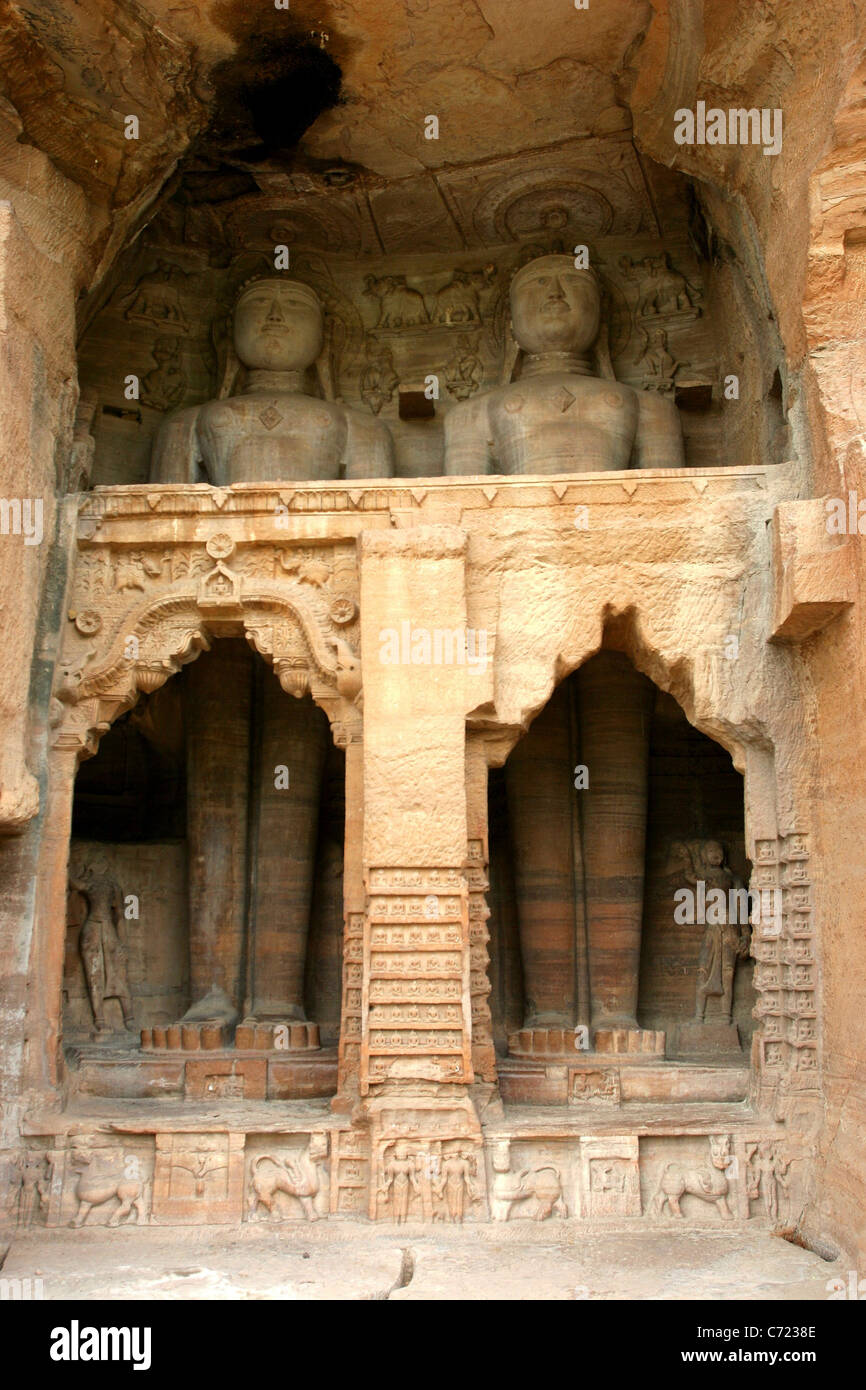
[{"xmin": 0, "ymin": 1223, "xmax": 843, "ymax": 1301}]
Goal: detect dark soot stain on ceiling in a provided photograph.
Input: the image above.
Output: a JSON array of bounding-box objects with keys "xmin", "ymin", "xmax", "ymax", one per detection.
[{"xmin": 206, "ymin": 20, "xmax": 343, "ymax": 163}]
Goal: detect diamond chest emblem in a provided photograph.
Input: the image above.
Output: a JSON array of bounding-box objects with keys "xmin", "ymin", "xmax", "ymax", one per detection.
[
  {"xmin": 259, "ymin": 405, "xmax": 283, "ymax": 430},
  {"xmin": 553, "ymin": 387, "xmax": 575, "ymax": 413}
]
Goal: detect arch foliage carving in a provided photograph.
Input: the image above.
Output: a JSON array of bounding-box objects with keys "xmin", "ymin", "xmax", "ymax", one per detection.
[{"xmin": 53, "ymin": 526, "xmax": 362, "ymax": 758}]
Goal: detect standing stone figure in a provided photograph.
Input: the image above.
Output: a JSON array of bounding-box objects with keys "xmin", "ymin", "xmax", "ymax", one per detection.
[
  {"xmin": 15, "ymin": 1153, "xmax": 50, "ymax": 1227},
  {"xmin": 359, "ymin": 338, "xmax": 399, "ymax": 415},
  {"xmin": 379, "ymin": 1142, "xmax": 419, "ymax": 1224},
  {"xmin": 151, "ymin": 278, "xmax": 394, "ymax": 1032},
  {"xmin": 639, "ymin": 326, "xmax": 678, "ymax": 394},
  {"xmin": 140, "ymin": 335, "xmax": 187, "ymax": 412},
  {"xmin": 445, "ymin": 334, "xmax": 483, "ymax": 400},
  {"xmin": 69, "ymin": 853, "xmax": 135, "ymax": 1034},
  {"xmin": 445, "ymin": 254, "xmax": 684, "ymax": 1037},
  {"xmin": 435, "ymin": 1147, "xmax": 478, "ymax": 1223},
  {"xmin": 682, "ymin": 839, "xmax": 751, "ymax": 1024},
  {"xmin": 746, "ymin": 1140, "xmax": 790, "ymax": 1223}
]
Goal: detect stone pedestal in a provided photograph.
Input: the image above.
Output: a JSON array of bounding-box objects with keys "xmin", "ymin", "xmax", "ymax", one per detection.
[
  {"xmin": 673, "ymin": 1021, "xmax": 742, "ymax": 1058},
  {"xmin": 594, "ymin": 1027, "xmax": 666, "ymax": 1056}
]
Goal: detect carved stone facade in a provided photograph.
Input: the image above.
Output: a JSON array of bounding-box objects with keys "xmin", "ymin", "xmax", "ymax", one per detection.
[
  {"xmin": 1, "ymin": 2, "xmax": 865, "ymax": 1272},
  {"xmin": 7, "ymin": 457, "xmax": 813, "ymax": 1230}
]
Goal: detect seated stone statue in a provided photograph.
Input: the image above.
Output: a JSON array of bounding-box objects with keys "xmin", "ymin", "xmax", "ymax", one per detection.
[
  {"xmin": 445, "ymin": 254, "xmax": 685, "ymax": 1043},
  {"xmin": 444, "ymin": 253, "xmax": 684, "ymax": 476},
  {"xmin": 152, "ymin": 275, "xmax": 394, "ymax": 484}
]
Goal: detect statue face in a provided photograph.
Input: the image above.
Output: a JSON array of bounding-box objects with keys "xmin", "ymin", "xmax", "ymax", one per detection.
[
  {"xmin": 233, "ymin": 280, "xmax": 323, "ymax": 373},
  {"xmin": 510, "ymin": 258, "xmax": 600, "ymax": 355}
]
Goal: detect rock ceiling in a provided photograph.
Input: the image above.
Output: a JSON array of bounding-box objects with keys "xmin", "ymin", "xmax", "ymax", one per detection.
[
  {"xmin": 3, "ymin": 0, "xmax": 863, "ymax": 366},
  {"xmin": 168, "ymin": 134, "xmax": 669, "ymax": 261},
  {"xmin": 0, "ymin": 0, "xmax": 654, "ymax": 243}
]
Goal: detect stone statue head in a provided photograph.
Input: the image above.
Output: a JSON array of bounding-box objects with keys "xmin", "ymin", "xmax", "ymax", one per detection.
[
  {"xmin": 510, "ymin": 254, "xmax": 601, "ymax": 356},
  {"xmin": 233, "ymin": 277, "xmax": 324, "ymax": 373},
  {"xmin": 68, "ymin": 844, "xmax": 110, "ymax": 893}
]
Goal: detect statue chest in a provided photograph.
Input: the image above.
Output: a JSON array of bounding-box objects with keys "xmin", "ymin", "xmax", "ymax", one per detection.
[
  {"xmin": 489, "ymin": 377, "xmax": 638, "ymax": 474},
  {"xmin": 198, "ymin": 396, "xmax": 347, "ymax": 484}
]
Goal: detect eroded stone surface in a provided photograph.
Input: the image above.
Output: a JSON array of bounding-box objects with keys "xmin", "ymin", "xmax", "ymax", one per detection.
[{"xmin": 0, "ymin": 1224, "xmax": 842, "ymax": 1302}]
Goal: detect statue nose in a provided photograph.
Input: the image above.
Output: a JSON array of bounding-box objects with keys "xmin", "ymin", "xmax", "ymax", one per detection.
[{"xmin": 266, "ymin": 300, "xmax": 285, "ymax": 322}]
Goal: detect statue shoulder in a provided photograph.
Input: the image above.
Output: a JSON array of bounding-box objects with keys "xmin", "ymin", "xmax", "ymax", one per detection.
[
  {"xmin": 342, "ymin": 405, "xmax": 396, "ymax": 480},
  {"xmin": 447, "ymin": 390, "xmax": 494, "ymax": 430},
  {"xmin": 197, "ymin": 396, "xmax": 244, "ymax": 431},
  {"xmin": 151, "ymin": 404, "xmax": 204, "ymax": 483},
  {"xmin": 631, "ymin": 387, "xmax": 685, "ymax": 470},
  {"xmin": 444, "ymin": 392, "xmax": 494, "ymax": 476}
]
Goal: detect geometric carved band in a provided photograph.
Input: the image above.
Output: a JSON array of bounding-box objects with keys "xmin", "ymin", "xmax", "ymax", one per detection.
[{"xmin": 360, "ymin": 867, "xmax": 473, "ymax": 1093}]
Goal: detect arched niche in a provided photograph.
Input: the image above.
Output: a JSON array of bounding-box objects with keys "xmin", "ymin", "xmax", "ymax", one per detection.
[
  {"xmin": 64, "ymin": 638, "xmax": 347, "ymax": 1059},
  {"xmin": 32, "ymin": 572, "xmax": 363, "ymax": 1099},
  {"xmin": 472, "ymin": 605, "xmax": 814, "ymax": 1116},
  {"xmin": 487, "ymin": 649, "xmax": 754, "ymax": 1065}
]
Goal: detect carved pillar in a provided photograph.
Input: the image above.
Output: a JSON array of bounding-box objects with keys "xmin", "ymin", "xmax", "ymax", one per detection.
[
  {"xmin": 506, "ymin": 682, "xmax": 577, "ymax": 1028},
  {"xmin": 575, "ymin": 652, "xmax": 654, "ymax": 1033},
  {"xmin": 183, "ymin": 640, "xmax": 251, "ymax": 1019},
  {"xmin": 246, "ymin": 676, "xmax": 328, "ymax": 1021},
  {"xmin": 306, "ymin": 739, "xmax": 347, "ymax": 1041},
  {"xmin": 334, "ymin": 715, "xmax": 364, "ymax": 1106},
  {"xmin": 25, "ymin": 737, "xmax": 84, "ymax": 1094},
  {"xmin": 466, "ymin": 734, "xmax": 496, "ymax": 1083},
  {"xmin": 356, "ymin": 526, "xmax": 479, "ymax": 1170},
  {"xmin": 488, "ymin": 771, "xmax": 523, "ymax": 1049}
]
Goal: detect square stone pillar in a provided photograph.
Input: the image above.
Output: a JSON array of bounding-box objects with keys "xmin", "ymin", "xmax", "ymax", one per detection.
[{"xmin": 356, "ymin": 525, "xmax": 479, "ymax": 1115}]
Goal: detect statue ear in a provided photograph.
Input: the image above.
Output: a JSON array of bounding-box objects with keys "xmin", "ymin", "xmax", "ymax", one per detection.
[
  {"xmin": 500, "ymin": 323, "xmax": 520, "ymax": 385},
  {"xmin": 592, "ymin": 323, "xmax": 616, "ymax": 380},
  {"xmin": 592, "ymin": 289, "xmax": 616, "ymax": 380},
  {"xmin": 216, "ymin": 321, "xmax": 241, "ymax": 400},
  {"xmin": 315, "ymin": 341, "xmax": 335, "ymax": 401},
  {"xmin": 317, "ymin": 312, "xmax": 349, "ymax": 402}
]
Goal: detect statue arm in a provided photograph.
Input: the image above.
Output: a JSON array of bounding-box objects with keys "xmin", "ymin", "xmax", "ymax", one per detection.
[
  {"xmin": 150, "ymin": 406, "xmax": 204, "ymax": 483},
  {"xmin": 632, "ymin": 391, "xmax": 685, "ymax": 470},
  {"xmin": 343, "ymin": 409, "xmax": 396, "ymax": 481},
  {"xmin": 444, "ymin": 397, "xmax": 493, "ymax": 476},
  {"xmin": 109, "ymin": 880, "xmax": 124, "ymax": 928},
  {"xmin": 105, "ymin": 879, "xmax": 129, "ymax": 964}
]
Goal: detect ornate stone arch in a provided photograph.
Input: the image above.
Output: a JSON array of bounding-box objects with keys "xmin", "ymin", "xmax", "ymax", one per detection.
[{"xmin": 53, "ymin": 531, "xmax": 363, "ymax": 761}]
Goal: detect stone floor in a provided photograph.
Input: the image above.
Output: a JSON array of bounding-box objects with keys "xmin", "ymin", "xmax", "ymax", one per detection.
[{"xmin": 1, "ymin": 1225, "xmax": 841, "ymax": 1301}]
